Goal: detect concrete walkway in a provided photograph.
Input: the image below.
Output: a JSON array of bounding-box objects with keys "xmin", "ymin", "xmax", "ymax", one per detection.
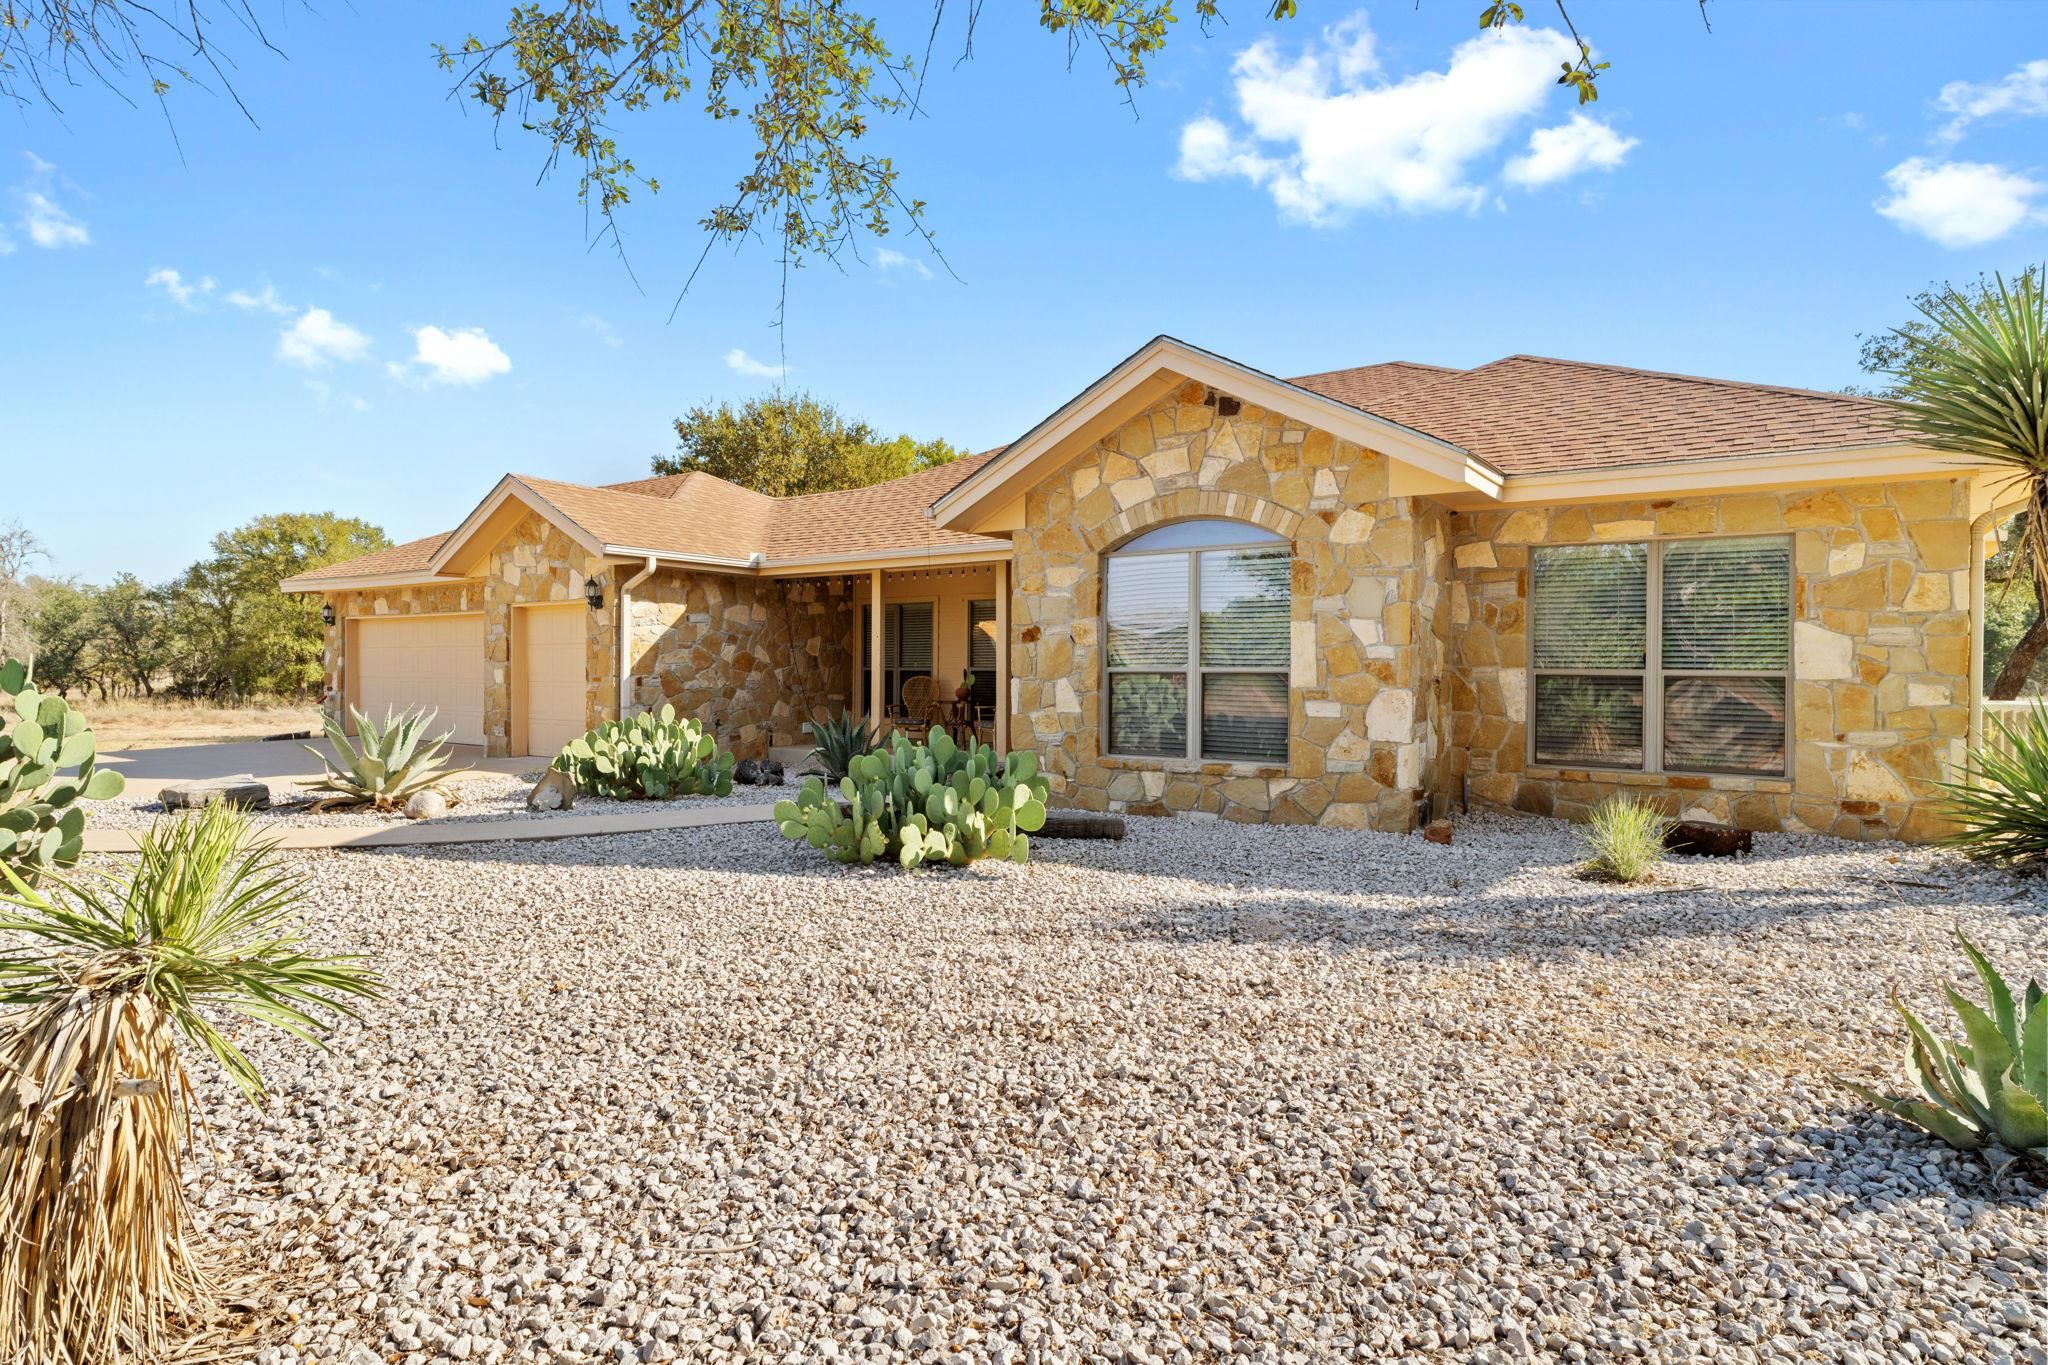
[
  {"xmin": 96, "ymin": 739, "xmax": 533, "ymax": 802},
  {"xmin": 80, "ymin": 802, "xmax": 781, "ymax": 853}
]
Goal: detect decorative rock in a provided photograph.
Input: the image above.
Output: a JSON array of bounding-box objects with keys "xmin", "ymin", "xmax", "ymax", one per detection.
[
  {"xmin": 527, "ymin": 768, "xmax": 577, "ymax": 812},
  {"xmin": 404, "ymin": 789, "xmax": 449, "ymax": 820},
  {"xmin": 733, "ymin": 758, "xmax": 786, "ymax": 786},
  {"xmin": 159, "ymin": 776, "xmax": 271, "ymax": 812},
  {"xmin": 1422, "ymin": 818, "xmax": 1454, "ymax": 845},
  {"xmin": 1664, "ymin": 820, "xmax": 1752, "ymax": 857}
]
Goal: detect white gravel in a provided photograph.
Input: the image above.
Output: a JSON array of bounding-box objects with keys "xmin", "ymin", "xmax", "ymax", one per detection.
[
  {"xmin": 159, "ymin": 813, "xmax": 2048, "ymax": 1364},
  {"xmin": 94, "ymin": 770, "xmax": 797, "ymax": 829}
]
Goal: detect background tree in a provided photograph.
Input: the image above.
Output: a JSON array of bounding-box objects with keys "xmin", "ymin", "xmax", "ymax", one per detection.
[
  {"xmin": 657, "ymin": 393, "xmax": 965, "ymax": 497},
  {"xmin": 23, "ymin": 579, "xmax": 97, "ymax": 698},
  {"xmin": 90, "ymin": 573, "xmax": 166, "ymax": 698},
  {"xmin": 0, "ymin": 521, "xmax": 49, "ymax": 665},
  {"xmin": 1881, "ymin": 270, "xmax": 2048, "ymax": 701}
]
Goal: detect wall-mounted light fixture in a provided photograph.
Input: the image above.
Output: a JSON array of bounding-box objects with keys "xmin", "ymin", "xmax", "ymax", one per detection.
[
  {"xmin": 586, "ymin": 576, "xmax": 605, "ymax": 611},
  {"xmin": 320, "ymin": 602, "xmax": 336, "ymax": 627}
]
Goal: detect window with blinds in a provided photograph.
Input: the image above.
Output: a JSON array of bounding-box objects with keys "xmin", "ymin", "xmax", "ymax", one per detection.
[
  {"xmin": 968, "ymin": 600, "xmax": 997, "ymax": 710},
  {"xmin": 860, "ymin": 602, "xmax": 935, "ymax": 709},
  {"xmin": 1104, "ymin": 522, "xmax": 1290, "ymax": 763},
  {"xmin": 1529, "ymin": 535, "xmax": 1791, "ymax": 775}
]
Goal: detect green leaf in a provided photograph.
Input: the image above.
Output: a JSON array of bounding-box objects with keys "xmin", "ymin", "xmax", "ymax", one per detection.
[
  {"xmin": 1948, "ymin": 986, "xmax": 2015, "ymax": 1087},
  {"xmin": 0, "ymin": 659, "xmax": 23, "ymax": 694},
  {"xmin": 1957, "ymin": 933, "xmax": 2019, "ymax": 1048},
  {"xmin": 1990, "ymin": 1086, "xmax": 2048, "ymax": 1150},
  {"xmin": 82, "ymin": 768, "xmax": 125, "ymax": 801}
]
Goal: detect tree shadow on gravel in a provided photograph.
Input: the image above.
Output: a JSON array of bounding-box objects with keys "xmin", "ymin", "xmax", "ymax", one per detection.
[{"xmin": 1748, "ymin": 1116, "xmax": 2048, "ymax": 1217}]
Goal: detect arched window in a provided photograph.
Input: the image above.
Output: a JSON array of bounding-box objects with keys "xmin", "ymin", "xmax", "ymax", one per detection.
[{"xmin": 1103, "ymin": 520, "xmax": 1290, "ymax": 764}]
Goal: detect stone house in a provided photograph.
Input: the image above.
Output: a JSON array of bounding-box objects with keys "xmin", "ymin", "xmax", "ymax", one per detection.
[{"xmin": 283, "ymin": 336, "xmax": 2007, "ymax": 842}]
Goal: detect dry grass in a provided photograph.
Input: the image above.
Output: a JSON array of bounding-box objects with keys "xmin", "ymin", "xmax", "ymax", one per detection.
[{"xmin": 77, "ymin": 700, "xmax": 321, "ymax": 751}]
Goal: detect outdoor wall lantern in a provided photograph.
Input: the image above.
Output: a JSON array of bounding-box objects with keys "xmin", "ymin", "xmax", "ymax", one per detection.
[
  {"xmin": 586, "ymin": 576, "xmax": 605, "ymax": 611},
  {"xmin": 320, "ymin": 603, "xmax": 336, "ymax": 627}
]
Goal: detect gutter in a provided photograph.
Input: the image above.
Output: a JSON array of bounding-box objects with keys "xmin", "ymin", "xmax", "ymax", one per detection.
[
  {"xmin": 1969, "ymin": 496, "xmax": 2028, "ymax": 761},
  {"xmin": 616, "ymin": 555, "xmax": 660, "ymax": 720}
]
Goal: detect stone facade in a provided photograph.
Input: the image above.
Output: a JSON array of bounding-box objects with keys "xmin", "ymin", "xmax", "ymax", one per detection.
[
  {"xmin": 626, "ymin": 570, "xmax": 853, "ymax": 758},
  {"xmin": 1446, "ymin": 480, "xmax": 1976, "ymax": 841},
  {"xmin": 1006, "ymin": 381, "xmax": 1442, "ymax": 832}
]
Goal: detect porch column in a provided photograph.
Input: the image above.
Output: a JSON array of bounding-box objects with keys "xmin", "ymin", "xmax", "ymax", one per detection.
[
  {"xmin": 869, "ymin": 568, "xmax": 885, "ymax": 732},
  {"xmin": 994, "ymin": 558, "xmax": 1010, "ymax": 752}
]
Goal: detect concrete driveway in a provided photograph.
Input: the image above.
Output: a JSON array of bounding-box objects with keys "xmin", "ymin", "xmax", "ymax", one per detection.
[{"xmin": 96, "ymin": 739, "xmax": 535, "ymax": 801}]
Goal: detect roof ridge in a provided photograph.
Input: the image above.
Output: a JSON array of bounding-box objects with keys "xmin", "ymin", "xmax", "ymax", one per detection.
[
  {"xmin": 1486, "ymin": 353, "xmax": 1885, "ymax": 408},
  {"xmin": 1286, "ymin": 360, "xmax": 1460, "ymax": 384}
]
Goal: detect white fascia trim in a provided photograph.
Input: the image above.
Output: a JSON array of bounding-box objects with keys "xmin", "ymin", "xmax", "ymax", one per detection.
[
  {"xmin": 1495, "ymin": 442, "xmax": 1988, "ymax": 503},
  {"xmin": 426, "ymin": 476, "xmax": 608, "ymax": 575},
  {"xmin": 281, "ymin": 572, "xmax": 474, "ymax": 594},
  {"xmin": 603, "ymin": 546, "xmax": 764, "ymax": 571},
  {"xmin": 928, "ymin": 335, "xmax": 1499, "ymax": 527}
]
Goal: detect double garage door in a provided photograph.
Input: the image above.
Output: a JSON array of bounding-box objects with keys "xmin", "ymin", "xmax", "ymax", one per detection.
[{"xmin": 350, "ymin": 607, "xmax": 586, "ymax": 755}]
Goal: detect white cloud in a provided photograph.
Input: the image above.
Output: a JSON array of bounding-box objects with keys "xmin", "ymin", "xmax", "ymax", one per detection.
[
  {"xmin": 575, "ymin": 313, "xmax": 623, "ymax": 348},
  {"xmin": 1875, "ymin": 157, "xmax": 2046, "ymax": 248},
  {"xmin": 225, "ymin": 283, "xmax": 291, "ymax": 315},
  {"xmin": 14, "ymin": 153, "xmax": 89, "ymax": 249},
  {"xmin": 1504, "ymin": 113, "xmax": 1638, "ymax": 187},
  {"xmin": 875, "ymin": 247, "xmax": 934, "ymax": 280},
  {"xmin": 278, "ymin": 307, "xmax": 373, "ymax": 368},
  {"xmin": 1935, "ymin": 58, "xmax": 2048, "ymax": 143},
  {"xmin": 144, "ymin": 267, "xmax": 215, "ymax": 308},
  {"xmin": 403, "ymin": 325, "xmax": 512, "ymax": 385},
  {"xmin": 1174, "ymin": 13, "xmax": 1605, "ymax": 222},
  {"xmin": 725, "ymin": 347, "xmax": 786, "ymax": 379}
]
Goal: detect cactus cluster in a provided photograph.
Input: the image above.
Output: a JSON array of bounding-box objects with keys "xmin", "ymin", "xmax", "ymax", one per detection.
[
  {"xmin": 553, "ymin": 704, "xmax": 734, "ymax": 799},
  {"xmin": 775, "ymin": 726, "xmax": 1048, "ymax": 868},
  {"xmin": 1840, "ymin": 931, "xmax": 2048, "ymax": 1164},
  {"xmin": 0, "ymin": 658, "xmax": 124, "ymax": 880}
]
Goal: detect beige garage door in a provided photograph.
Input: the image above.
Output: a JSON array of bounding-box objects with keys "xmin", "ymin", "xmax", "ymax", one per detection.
[
  {"xmin": 518, "ymin": 604, "xmax": 588, "ymax": 757},
  {"xmin": 352, "ymin": 615, "xmax": 486, "ymax": 747}
]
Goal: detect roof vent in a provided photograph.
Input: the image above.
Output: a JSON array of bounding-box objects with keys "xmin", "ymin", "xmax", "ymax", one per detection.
[{"xmin": 1215, "ymin": 394, "xmax": 1241, "ymax": 418}]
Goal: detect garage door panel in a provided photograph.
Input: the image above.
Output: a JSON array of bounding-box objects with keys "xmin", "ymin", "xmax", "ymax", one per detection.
[
  {"xmin": 354, "ymin": 616, "xmax": 486, "ymax": 747},
  {"xmin": 520, "ymin": 605, "xmax": 587, "ymax": 758}
]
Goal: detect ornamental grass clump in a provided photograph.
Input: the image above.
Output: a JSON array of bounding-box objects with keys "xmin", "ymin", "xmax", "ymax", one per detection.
[
  {"xmin": 0, "ymin": 801, "xmax": 378, "ymax": 1361},
  {"xmin": 776, "ymin": 726, "xmax": 1048, "ymax": 868},
  {"xmin": 1838, "ymin": 931, "xmax": 2047, "ymax": 1165},
  {"xmin": 302, "ymin": 705, "xmax": 465, "ymax": 812},
  {"xmin": 1579, "ymin": 795, "xmax": 1671, "ymax": 883},
  {"xmin": 552, "ymin": 703, "xmax": 735, "ymax": 799},
  {"xmin": 1940, "ymin": 703, "xmax": 2048, "ymax": 866}
]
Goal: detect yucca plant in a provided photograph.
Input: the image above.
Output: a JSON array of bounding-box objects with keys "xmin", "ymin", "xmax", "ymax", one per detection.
[
  {"xmin": 0, "ymin": 802, "xmax": 379, "ymax": 1361},
  {"xmin": 808, "ymin": 709, "xmax": 875, "ymax": 783},
  {"xmin": 301, "ymin": 705, "xmax": 465, "ymax": 812},
  {"xmin": 1579, "ymin": 794, "xmax": 1671, "ymax": 883},
  {"xmin": 1839, "ymin": 932, "xmax": 2048, "ymax": 1165},
  {"xmin": 1941, "ymin": 701, "xmax": 2048, "ymax": 865}
]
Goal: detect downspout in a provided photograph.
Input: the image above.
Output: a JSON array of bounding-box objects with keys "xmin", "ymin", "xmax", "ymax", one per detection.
[
  {"xmin": 616, "ymin": 555, "xmax": 659, "ymax": 720},
  {"xmin": 1969, "ymin": 498, "xmax": 2028, "ymax": 759}
]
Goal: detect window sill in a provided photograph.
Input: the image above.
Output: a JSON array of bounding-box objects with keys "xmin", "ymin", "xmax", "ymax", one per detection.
[
  {"xmin": 1525, "ymin": 765, "xmax": 1791, "ymax": 793},
  {"xmin": 1101, "ymin": 754, "xmax": 1289, "ymax": 779}
]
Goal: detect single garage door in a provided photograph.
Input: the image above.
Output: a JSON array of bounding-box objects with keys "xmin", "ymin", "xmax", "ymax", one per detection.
[
  {"xmin": 352, "ymin": 615, "xmax": 487, "ymax": 747},
  {"xmin": 518, "ymin": 604, "xmax": 587, "ymax": 757}
]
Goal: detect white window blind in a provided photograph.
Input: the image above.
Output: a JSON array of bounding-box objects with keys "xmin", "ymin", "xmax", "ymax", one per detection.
[
  {"xmin": 1105, "ymin": 525, "xmax": 1289, "ymax": 764},
  {"xmin": 1529, "ymin": 536, "xmax": 1791, "ymax": 776},
  {"xmin": 969, "ymin": 600, "xmax": 997, "ymax": 710}
]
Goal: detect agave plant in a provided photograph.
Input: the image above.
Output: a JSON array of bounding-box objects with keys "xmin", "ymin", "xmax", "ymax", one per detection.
[
  {"xmin": 808, "ymin": 709, "xmax": 875, "ymax": 783},
  {"xmin": 302, "ymin": 705, "xmax": 465, "ymax": 812},
  {"xmin": 1838, "ymin": 932, "xmax": 2048, "ymax": 1165},
  {"xmin": 1941, "ymin": 702, "xmax": 2048, "ymax": 865},
  {"xmin": 0, "ymin": 802, "xmax": 379, "ymax": 1360}
]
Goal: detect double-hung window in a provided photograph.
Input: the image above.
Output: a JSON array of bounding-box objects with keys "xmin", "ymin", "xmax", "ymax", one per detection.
[
  {"xmin": 1530, "ymin": 535, "xmax": 1793, "ymax": 776},
  {"xmin": 1104, "ymin": 520, "xmax": 1291, "ymax": 764}
]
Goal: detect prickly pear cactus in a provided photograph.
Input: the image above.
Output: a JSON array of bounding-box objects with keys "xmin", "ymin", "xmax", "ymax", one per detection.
[
  {"xmin": 0, "ymin": 658, "xmax": 125, "ymax": 880},
  {"xmin": 773, "ymin": 726, "xmax": 1049, "ymax": 868},
  {"xmin": 551, "ymin": 703, "xmax": 735, "ymax": 799}
]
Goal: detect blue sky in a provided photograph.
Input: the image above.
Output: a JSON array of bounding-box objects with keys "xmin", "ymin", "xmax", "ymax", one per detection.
[{"xmin": 3, "ymin": 1, "xmax": 2045, "ymax": 584}]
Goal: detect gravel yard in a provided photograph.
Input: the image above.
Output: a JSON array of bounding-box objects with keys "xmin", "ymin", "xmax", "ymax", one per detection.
[
  {"xmin": 95, "ymin": 770, "xmax": 795, "ymax": 829},
  {"xmin": 177, "ymin": 814, "xmax": 2047, "ymax": 1364}
]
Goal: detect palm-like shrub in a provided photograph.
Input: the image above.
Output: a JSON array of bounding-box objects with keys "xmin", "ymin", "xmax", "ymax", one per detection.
[
  {"xmin": 1839, "ymin": 932, "xmax": 2047, "ymax": 1164},
  {"xmin": 776, "ymin": 727, "xmax": 1048, "ymax": 868},
  {"xmin": 1579, "ymin": 794, "xmax": 1670, "ymax": 883},
  {"xmin": 0, "ymin": 802, "xmax": 379, "ymax": 1360},
  {"xmin": 807, "ymin": 709, "xmax": 874, "ymax": 782},
  {"xmin": 552, "ymin": 704, "xmax": 734, "ymax": 799},
  {"xmin": 1, "ymin": 658, "xmax": 124, "ymax": 881},
  {"xmin": 1941, "ymin": 702, "xmax": 2048, "ymax": 864},
  {"xmin": 302, "ymin": 705, "xmax": 465, "ymax": 812}
]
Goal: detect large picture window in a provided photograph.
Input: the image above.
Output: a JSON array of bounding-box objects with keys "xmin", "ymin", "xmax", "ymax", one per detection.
[
  {"xmin": 1530, "ymin": 535, "xmax": 1792, "ymax": 776},
  {"xmin": 1105, "ymin": 520, "xmax": 1291, "ymax": 764}
]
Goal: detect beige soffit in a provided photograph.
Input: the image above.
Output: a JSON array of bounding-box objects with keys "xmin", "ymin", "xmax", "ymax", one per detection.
[
  {"xmin": 1467, "ymin": 443, "xmax": 1996, "ymax": 509},
  {"xmin": 928, "ymin": 335, "xmax": 1504, "ymax": 531}
]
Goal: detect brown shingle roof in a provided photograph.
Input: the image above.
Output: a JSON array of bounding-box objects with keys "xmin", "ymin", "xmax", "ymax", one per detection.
[
  {"xmin": 283, "ymin": 531, "xmax": 452, "ymax": 585},
  {"xmin": 1285, "ymin": 360, "xmax": 1461, "ymax": 410},
  {"xmin": 520, "ymin": 473, "xmax": 776, "ymax": 563},
  {"xmin": 764, "ymin": 451, "xmax": 1004, "ymax": 560},
  {"xmin": 1291, "ymin": 354, "xmax": 1906, "ymax": 476}
]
